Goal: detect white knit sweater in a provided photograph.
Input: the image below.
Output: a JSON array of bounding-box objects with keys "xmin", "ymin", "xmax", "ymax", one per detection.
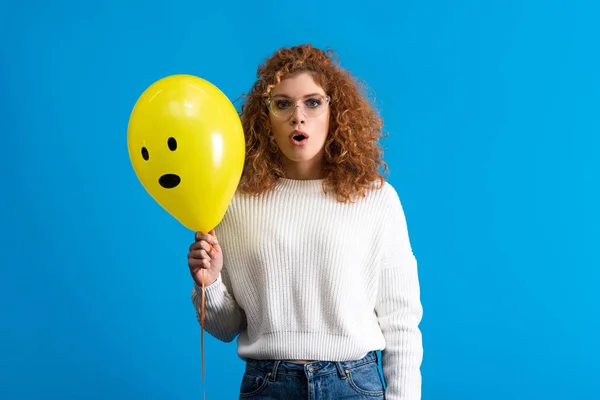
[{"xmin": 191, "ymin": 178, "xmax": 423, "ymax": 399}]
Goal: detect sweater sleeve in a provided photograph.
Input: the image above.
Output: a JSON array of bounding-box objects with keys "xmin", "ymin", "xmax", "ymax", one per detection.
[
  {"xmin": 375, "ymin": 186, "xmax": 424, "ymax": 400},
  {"xmin": 191, "ymin": 265, "xmax": 247, "ymax": 343}
]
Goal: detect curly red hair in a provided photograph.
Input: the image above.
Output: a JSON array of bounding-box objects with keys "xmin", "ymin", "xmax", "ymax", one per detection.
[{"xmin": 238, "ymin": 44, "xmax": 388, "ymax": 203}]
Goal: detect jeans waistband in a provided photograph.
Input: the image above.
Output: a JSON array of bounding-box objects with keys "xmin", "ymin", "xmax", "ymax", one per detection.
[{"xmin": 245, "ymin": 351, "xmax": 379, "ymax": 379}]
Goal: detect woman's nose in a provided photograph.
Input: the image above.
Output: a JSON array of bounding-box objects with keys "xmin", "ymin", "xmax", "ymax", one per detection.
[{"xmin": 289, "ymin": 104, "xmax": 305, "ymax": 124}]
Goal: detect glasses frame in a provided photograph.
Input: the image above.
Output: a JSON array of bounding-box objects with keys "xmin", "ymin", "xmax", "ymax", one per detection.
[{"xmin": 265, "ymin": 94, "xmax": 331, "ymax": 119}]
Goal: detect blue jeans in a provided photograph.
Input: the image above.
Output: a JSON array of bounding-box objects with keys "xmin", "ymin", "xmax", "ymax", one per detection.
[{"xmin": 239, "ymin": 351, "xmax": 385, "ymax": 399}]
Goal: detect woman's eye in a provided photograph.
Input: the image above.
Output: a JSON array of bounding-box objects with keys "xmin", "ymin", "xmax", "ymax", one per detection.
[
  {"xmin": 275, "ymin": 100, "xmax": 292, "ymax": 109},
  {"xmin": 306, "ymin": 98, "xmax": 322, "ymax": 108}
]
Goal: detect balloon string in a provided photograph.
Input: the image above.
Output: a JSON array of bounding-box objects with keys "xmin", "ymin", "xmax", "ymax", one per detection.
[
  {"xmin": 200, "ymin": 242, "xmax": 215, "ymax": 400},
  {"xmin": 201, "ymin": 268, "xmax": 206, "ymax": 399}
]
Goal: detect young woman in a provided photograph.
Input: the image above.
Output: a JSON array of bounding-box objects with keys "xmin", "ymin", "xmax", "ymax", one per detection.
[{"xmin": 189, "ymin": 44, "xmax": 423, "ymax": 400}]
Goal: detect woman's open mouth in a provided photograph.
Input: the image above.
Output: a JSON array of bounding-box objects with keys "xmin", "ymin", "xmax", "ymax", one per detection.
[{"xmin": 290, "ymin": 130, "xmax": 309, "ymax": 146}]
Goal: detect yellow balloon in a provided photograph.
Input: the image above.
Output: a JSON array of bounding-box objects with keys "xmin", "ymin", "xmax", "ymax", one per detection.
[{"xmin": 127, "ymin": 74, "xmax": 245, "ymax": 232}]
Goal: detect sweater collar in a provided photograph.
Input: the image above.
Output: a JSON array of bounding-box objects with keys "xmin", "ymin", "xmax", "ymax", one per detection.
[{"xmin": 274, "ymin": 178, "xmax": 326, "ymax": 194}]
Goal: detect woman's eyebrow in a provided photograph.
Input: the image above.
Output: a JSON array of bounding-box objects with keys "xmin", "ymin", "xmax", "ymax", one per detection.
[{"xmin": 271, "ymin": 92, "xmax": 324, "ymax": 99}]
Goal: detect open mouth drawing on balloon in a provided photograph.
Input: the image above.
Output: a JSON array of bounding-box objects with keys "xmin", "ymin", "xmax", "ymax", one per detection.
[{"xmin": 159, "ymin": 173, "xmax": 181, "ymax": 189}]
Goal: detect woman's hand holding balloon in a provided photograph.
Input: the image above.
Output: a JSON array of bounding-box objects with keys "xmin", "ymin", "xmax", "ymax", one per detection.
[{"xmin": 188, "ymin": 230, "xmax": 223, "ymax": 287}]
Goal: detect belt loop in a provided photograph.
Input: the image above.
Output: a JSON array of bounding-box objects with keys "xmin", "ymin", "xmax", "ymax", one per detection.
[
  {"xmin": 373, "ymin": 351, "xmax": 379, "ymax": 364},
  {"xmin": 269, "ymin": 361, "xmax": 280, "ymax": 381},
  {"xmin": 334, "ymin": 362, "xmax": 348, "ymax": 379}
]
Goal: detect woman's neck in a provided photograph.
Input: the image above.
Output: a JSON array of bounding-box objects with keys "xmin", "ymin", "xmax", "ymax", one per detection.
[{"xmin": 281, "ymin": 155, "xmax": 325, "ymax": 180}]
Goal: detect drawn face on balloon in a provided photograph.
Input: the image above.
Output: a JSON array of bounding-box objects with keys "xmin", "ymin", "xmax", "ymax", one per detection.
[
  {"xmin": 139, "ymin": 136, "xmax": 181, "ymax": 189},
  {"xmin": 128, "ymin": 104, "xmax": 211, "ymax": 204},
  {"xmin": 129, "ymin": 116, "xmax": 194, "ymax": 198}
]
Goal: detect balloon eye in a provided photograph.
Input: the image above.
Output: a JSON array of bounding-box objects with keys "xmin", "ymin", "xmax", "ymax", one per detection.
[
  {"xmin": 168, "ymin": 137, "xmax": 177, "ymax": 151},
  {"xmin": 141, "ymin": 147, "xmax": 149, "ymax": 160}
]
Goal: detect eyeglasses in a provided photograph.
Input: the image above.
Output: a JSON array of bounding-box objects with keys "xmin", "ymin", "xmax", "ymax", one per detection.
[{"xmin": 266, "ymin": 95, "xmax": 331, "ymax": 119}]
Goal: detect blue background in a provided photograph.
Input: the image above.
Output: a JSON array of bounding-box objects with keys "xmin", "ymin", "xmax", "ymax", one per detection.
[{"xmin": 2, "ymin": 0, "xmax": 599, "ymax": 399}]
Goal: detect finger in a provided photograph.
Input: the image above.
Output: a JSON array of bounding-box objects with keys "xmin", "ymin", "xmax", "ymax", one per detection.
[
  {"xmin": 199, "ymin": 249, "xmax": 211, "ymax": 260},
  {"xmin": 189, "ymin": 260, "xmax": 202, "ymax": 273},
  {"xmin": 208, "ymin": 230, "xmax": 219, "ymax": 248},
  {"xmin": 189, "ymin": 259, "xmax": 210, "ymax": 272},
  {"xmin": 190, "ymin": 239, "xmax": 214, "ymax": 253},
  {"xmin": 194, "ymin": 241, "xmax": 218, "ymax": 257},
  {"xmin": 189, "ymin": 241, "xmax": 203, "ymax": 252},
  {"xmin": 195, "ymin": 231, "xmax": 218, "ymax": 244},
  {"xmin": 190, "ymin": 249, "xmax": 208, "ymax": 261},
  {"xmin": 199, "ymin": 240, "xmax": 215, "ymax": 254},
  {"xmin": 196, "ymin": 239, "xmax": 217, "ymax": 254},
  {"xmin": 203, "ymin": 238, "xmax": 220, "ymax": 254}
]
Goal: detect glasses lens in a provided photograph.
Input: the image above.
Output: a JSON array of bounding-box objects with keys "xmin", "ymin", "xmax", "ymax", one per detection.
[
  {"xmin": 269, "ymin": 98, "xmax": 294, "ymax": 118},
  {"xmin": 303, "ymin": 96, "xmax": 329, "ymax": 117},
  {"xmin": 269, "ymin": 96, "xmax": 329, "ymax": 118}
]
